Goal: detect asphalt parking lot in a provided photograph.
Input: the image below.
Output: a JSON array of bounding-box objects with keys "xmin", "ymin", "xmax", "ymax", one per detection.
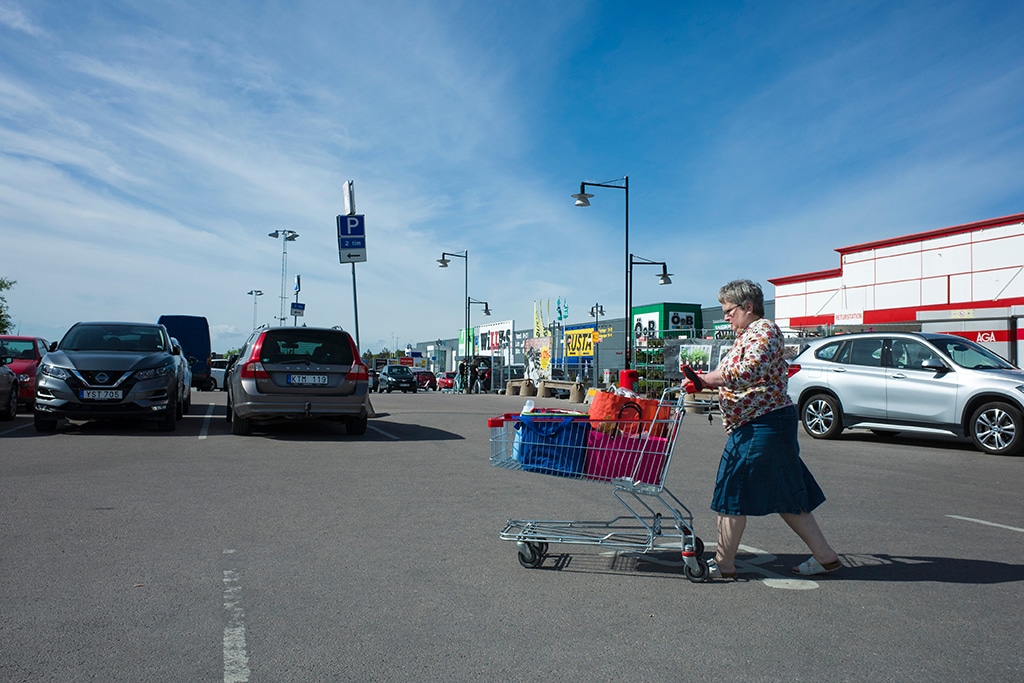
[{"xmin": 2, "ymin": 390, "xmax": 1022, "ymax": 682}]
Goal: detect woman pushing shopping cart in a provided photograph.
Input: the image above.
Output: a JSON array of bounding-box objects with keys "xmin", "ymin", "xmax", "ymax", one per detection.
[{"xmin": 488, "ymin": 387, "xmax": 710, "ymax": 582}]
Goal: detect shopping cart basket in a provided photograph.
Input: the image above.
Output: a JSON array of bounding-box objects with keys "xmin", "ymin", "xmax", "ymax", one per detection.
[{"xmin": 488, "ymin": 389, "xmax": 709, "ymax": 582}]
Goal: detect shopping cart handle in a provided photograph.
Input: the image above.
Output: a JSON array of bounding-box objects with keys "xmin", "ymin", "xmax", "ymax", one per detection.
[{"xmin": 681, "ymin": 366, "xmax": 705, "ymax": 393}]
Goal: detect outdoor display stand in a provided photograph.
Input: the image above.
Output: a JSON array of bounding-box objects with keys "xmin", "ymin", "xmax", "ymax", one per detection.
[{"xmin": 487, "ymin": 389, "xmax": 709, "ymax": 582}]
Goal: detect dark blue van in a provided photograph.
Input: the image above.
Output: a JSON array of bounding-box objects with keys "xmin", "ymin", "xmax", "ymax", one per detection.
[{"xmin": 158, "ymin": 315, "xmax": 213, "ymax": 390}]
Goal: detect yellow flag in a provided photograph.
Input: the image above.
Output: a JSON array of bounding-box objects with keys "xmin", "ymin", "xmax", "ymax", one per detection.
[{"xmin": 533, "ymin": 301, "xmax": 544, "ymax": 337}]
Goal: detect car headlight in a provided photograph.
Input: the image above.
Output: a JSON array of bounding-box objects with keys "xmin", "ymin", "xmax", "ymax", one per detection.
[
  {"xmin": 135, "ymin": 361, "xmax": 175, "ymax": 381},
  {"xmin": 17, "ymin": 373, "xmax": 31, "ymax": 383},
  {"xmin": 40, "ymin": 363, "xmax": 71, "ymax": 381}
]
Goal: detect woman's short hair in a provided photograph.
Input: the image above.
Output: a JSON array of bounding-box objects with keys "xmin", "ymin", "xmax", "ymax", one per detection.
[{"xmin": 718, "ymin": 279, "xmax": 765, "ymax": 316}]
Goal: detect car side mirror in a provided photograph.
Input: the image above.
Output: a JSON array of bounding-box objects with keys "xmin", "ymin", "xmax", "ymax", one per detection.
[
  {"xmin": 921, "ymin": 358, "xmax": 949, "ymax": 372},
  {"xmin": 49, "ymin": 341, "xmax": 58, "ymax": 352},
  {"xmin": 1, "ymin": 356, "xmax": 11, "ymax": 366}
]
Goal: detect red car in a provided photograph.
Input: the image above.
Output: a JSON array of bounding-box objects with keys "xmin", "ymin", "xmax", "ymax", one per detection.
[
  {"xmin": 0, "ymin": 335, "xmax": 50, "ymax": 409},
  {"xmin": 412, "ymin": 368, "xmax": 438, "ymax": 391},
  {"xmin": 437, "ymin": 371, "xmax": 457, "ymax": 390}
]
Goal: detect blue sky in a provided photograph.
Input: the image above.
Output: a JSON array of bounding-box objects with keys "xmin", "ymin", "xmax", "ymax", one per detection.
[{"xmin": 2, "ymin": 1, "xmax": 1023, "ymax": 353}]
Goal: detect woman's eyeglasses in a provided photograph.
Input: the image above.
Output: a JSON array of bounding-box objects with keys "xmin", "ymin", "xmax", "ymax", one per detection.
[{"xmin": 722, "ymin": 304, "xmax": 742, "ymax": 317}]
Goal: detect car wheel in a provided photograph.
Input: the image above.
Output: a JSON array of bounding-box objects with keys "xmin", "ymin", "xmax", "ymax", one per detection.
[
  {"xmin": 0, "ymin": 385, "xmax": 16, "ymax": 421},
  {"xmin": 210, "ymin": 378, "xmax": 218, "ymax": 391},
  {"xmin": 801, "ymin": 393, "xmax": 843, "ymax": 439},
  {"xmin": 346, "ymin": 412, "xmax": 368, "ymax": 436},
  {"xmin": 225, "ymin": 394, "xmax": 233, "ymax": 422},
  {"xmin": 157, "ymin": 398, "xmax": 177, "ymax": 432},
  {"xmin": 33, "ymin": 411, "xmax": 58, "ymax": 432},
  {"xmin": 231, "ymin": 410, "xmax": 252, "ymax": 436},
  {"xmin": 969, "ymin": 401, "xmax": 1023, "ymax": 456},
  {"xmin": 176, "ymin": 393, "xmax": 184, "ymax": 420}
]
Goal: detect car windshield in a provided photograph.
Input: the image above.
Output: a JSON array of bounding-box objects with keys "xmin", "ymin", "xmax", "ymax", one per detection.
[
  {"xmin": 0, "ymin": 340, "xmax": 35, "ymax": 359},
  {"xmin": 63, "ymin": 325, "xmax": 166, "ymax": 352},
  {"xmin": 388, "ymin": 366, "xmax": 414, "ymax": 377},
  {"xmin": 933, "ymin": 337, "xmax": 1016, "ymax": 370},
  {"xmin": 259, "ymin": 330, "xmax": 354, "ymax": 365}
]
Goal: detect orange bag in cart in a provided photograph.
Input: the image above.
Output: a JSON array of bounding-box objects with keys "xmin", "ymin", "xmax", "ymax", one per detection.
[{"xmin": 589, "ymin": 390, "xmax": 670, "ymax": 437}]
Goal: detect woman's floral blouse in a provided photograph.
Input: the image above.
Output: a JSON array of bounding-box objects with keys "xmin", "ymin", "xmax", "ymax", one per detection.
[{"xmin": 717, "ymin": 317, "xmax": 792, "ymax": 432}]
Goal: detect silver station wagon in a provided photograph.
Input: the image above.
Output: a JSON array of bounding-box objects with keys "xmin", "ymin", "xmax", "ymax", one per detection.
[
  {"xmin": 225, "ymin": 327, "xmax": 370, "ymax": 436},
  {"xmin": 787, "ymin": 332, "xmax": 1024, "ymax": 456}
]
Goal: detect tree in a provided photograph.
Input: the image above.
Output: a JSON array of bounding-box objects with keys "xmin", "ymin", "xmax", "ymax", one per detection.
[{"xmin": 0, "ymin": 277, "xmax": 15, "ymax": 334}]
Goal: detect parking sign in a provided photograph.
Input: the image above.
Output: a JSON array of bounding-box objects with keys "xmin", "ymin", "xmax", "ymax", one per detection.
[{"xmin": 337, "ymin": 215, "xmax": 367, "ymax": 263}]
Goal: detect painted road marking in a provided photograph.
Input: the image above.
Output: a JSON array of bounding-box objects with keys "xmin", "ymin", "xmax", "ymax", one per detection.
[
  {"xmin": 199, "ymin": 404, "xmax": 216, "ymax": 440},
  {"xmin": 0, "ymin": 421, "xmax": 34, "ymax": 436},
  {"xmin": 223, "ymin": 550, "xmax": 250, "ymax": 683},
  {"xmin": 368, "ymin": 424, "xmax": 400, "ymax": 440},
  {"xmin": 947, "ymin": 515, "xmax": 1024, "ymax": 533},
  {"xmin": 612, "ymin": 542, "xmax": 821, "ymax": 590}
]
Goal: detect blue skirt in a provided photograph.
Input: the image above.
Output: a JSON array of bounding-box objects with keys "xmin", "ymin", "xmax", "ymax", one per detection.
[{"xmin": 711, "ymin": 405, "xmax": 826, "ymax": 516}]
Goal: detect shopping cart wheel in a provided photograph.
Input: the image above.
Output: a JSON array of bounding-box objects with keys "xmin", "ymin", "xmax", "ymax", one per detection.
[
  {"xmin": 683, "ymin": 558, "xmax": 710, "ymax": 583},
  {"xmin": 517, "ymin": 541, "xmax": 545, "ymax": 569}
]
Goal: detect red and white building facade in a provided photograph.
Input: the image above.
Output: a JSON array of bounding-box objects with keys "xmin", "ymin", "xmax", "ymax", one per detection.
[{"xmin": 770, "ymin": 212, "xmax": 1024, "ymax": 364}]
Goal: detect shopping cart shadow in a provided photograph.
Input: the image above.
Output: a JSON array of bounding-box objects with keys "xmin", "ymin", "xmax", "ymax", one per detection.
[{"xmin": 531, "ymin": 548, "xmax": 697, "ymax": 579}]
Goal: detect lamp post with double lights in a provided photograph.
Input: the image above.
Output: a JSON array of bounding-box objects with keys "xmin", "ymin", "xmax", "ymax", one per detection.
[
  {"xmin": 268, "ymin": 229, "xmax": 299, "ymax": 324},
  {"xmin": 247, "ymin": 289, "xmax": 263, "ymax": 330},
  {"xmin": 572, "ymin": 176, "xmax": 629, "ymax": 367},
  {"xmin": 437, "ymin": 250, "xmax": 469, "ymax": 361},
  {"xmin": 629, "ymin": 254, "xmax": 673, "ymax": 359},
  {"xmin": 590, "ymin": 303, "xmax": 604, "ymax": 387}
]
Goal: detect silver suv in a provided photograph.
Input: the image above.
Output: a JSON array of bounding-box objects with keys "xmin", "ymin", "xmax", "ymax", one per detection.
[
  {"xmin": 34, "ymin": 322, "xmax": 181, "ymax": 432},
  {"xmin": 225, "ymin": 326, "xmax": 369, "ymax": 436},
  {"xmin": 788, "ymin": 332, "xmax": 1024, "ymax": 456}
]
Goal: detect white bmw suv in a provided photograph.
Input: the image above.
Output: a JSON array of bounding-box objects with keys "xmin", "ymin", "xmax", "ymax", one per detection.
[{"xmin": 787, "ymin": 332, "xmax": 1024, "ymax": 456}]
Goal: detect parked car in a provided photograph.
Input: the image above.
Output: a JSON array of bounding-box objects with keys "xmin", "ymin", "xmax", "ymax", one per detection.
[
  {"xmin": 158, "ymin": 315, "xmax": 213, "ymax": 390},
  {"xmin": 377, "ymin": 364, "xmax": 417, "ymax": 393},
  {"xmin": 169, "ymin": 337, "xmax": 192, "ymax": 418},
  {"xmin": 0, "ymin": 335, "xmax": 50, "ymax": 409},
  {"xmin": 787, "ymin": 331, "xmax": 1024, "ymax": 455},
  {"xmin": 412, "ymin": 368, "xmax": 438, "ymax": 391},
  {"xmin": 0, "ymin": 354, "xmax": 17, "ymax": 420},
  {"xmin": 225, "ymin": 326, "xmax": 369, "ymax": 435},
  {"xmin": 34, "ymin": 322, "xmax": 181, "ymax": 432},
  {"xmin": 437, "ymin": 371, "xmax": 457, "ymax": 391},
  {"xmin": 210, "ymin": 357, "xmax": 229, "ymax": 391}
]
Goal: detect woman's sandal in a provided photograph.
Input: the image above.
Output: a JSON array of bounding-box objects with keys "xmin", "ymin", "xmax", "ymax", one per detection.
[
  {"xmin": 792, "ymin": 557, "xmax": 842, "ymax": 576},
  {"xmin": 706, "ymin": 559, "xmax": 737, "ymax": 580}
]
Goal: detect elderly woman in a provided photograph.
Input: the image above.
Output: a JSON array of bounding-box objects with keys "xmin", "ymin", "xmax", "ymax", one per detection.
[{"xmin": 683, "ymin": 279, "xmax": 840, "ymax": 579}]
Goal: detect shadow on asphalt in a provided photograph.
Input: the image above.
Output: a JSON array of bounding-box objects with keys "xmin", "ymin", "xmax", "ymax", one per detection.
[{"xmin": 501, "ymin": 548, "xmax": 1024, "ymax": 585}]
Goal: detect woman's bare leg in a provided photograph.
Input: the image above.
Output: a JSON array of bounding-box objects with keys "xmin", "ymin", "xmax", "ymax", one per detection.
[
  {"xmin": 780, "ymin": 511, "xmax": 838, "ymax": 565},
  {"xmin": 714, "ymin": 514, "xmax": 747, "ymax": 573}
]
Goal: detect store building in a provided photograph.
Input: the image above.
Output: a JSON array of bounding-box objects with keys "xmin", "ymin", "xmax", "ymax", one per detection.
[{"xmin": 770, "ymin": 212, "xmax": 1024, "ymax": 364}]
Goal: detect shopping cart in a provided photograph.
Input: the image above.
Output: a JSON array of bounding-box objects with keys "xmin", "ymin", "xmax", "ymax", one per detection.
[{"xmin": 488, "ymin": 389, "xmax": 710, "ymax": 582}]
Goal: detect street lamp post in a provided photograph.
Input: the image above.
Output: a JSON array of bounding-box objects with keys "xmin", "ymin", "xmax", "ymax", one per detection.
[
  {"xmin": 590, "ymin": 303, "xmax": 604, "ymax": 387},
  {"xmin": 247, "ymin": 289, "xmax": 264, "ymax": 330},
  {"xmin": 268, "ymin": 229, "xmax": 299, "ymax": 324},
  {"xmin": 437, "ymin": 250, "xmax": 469, "ymax": 358},
  {"xmin": 629, "ymin": 254, "xmax": 673, "ymax": 355},
  {"xmin": 573, "ymin": 176, "xmax": 629, "ymax": 367}
]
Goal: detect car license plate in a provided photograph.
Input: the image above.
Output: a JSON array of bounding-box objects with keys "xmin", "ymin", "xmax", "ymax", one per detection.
[
  {"xmin": 81, "ymin": 389, "xmax": 123, "ymax": 400},
  {"xmin": 288, "ymin": 374, "xmax": 328, "ymax": 386}
]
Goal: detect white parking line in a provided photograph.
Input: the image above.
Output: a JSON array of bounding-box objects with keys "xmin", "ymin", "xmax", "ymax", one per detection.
[
  {"xmin": 199, "ymin": 404, "xmax": 216, "ymax": 440},
  {"xmin": 223, "ymin": 550, "xmax": 250, "ymax": 683},
  {"xmin": 0, "ymin": 421, "xmax": 35, "ymax": 436},
  {"xmin": 946, "ymin": 515, "xmax": 1024, "ymax": 533},
  {"xmin": 368, "ymin": 424, "xmax": 400, "ymax": 440}
]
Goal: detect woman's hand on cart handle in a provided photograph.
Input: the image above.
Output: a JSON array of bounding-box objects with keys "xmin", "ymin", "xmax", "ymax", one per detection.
[{"xmin": 681, "ymin": 365, "xmax": 705, "ymax": 394}]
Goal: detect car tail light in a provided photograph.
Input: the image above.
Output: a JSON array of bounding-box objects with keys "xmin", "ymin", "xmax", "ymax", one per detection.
[
  {"xmin": 240, "ymin": 333, "xmax": 269, "ymax": 379},
  {"xmin": 240, "ymin": 360, "xmax": 269, "ymax": 380},
  {"xmin": 346, "ymin": 361, "xmax": 369, "ymax": 382},
  {"xmin": 787, "ymin": 363, "xmax": 801, "ymax": 377},
  {"xmin": 344, "ymin": 336, "xmax": 368, "ymax": 382}
]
